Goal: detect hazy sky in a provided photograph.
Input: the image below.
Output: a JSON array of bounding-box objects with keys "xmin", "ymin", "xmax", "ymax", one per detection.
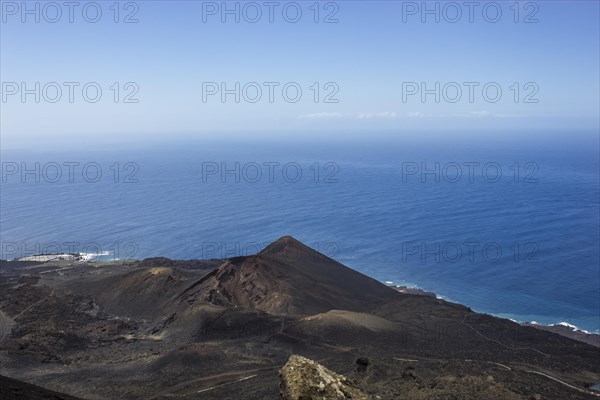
[{"xmin": 1, "ymin": 0, "xmax": 599, "ymax": 148}]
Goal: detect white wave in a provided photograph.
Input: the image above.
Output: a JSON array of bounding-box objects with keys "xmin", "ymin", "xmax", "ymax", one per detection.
[
  {"xmin": 553, "ymin": 322, "xmax": 591, "ymax": 334},
  {"xmin": 16, "ymin": 253, "xmax": 79, "ymax": 262},
  {"xmin": 435, "ymin": 294, "xmax": 459, "ymax": 303},
  {"xmin": 79, "ymin": 251, "xmax": 110, "ymax": 261}
]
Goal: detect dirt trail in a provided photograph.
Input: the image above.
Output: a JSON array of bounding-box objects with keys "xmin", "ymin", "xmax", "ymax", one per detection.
[
  {"xmin": 461, "ymin": 313, "xmax": 551, "ymax": 357},
  {"xmin": 12, "ymin": 289, "xmax": 55, "ymax": 321},
  {"xmin": 0, "ymin": 309, "xmax": 16, "ymax": 340},
  {"xmin": 145, "ymin": 367, "xmax": 274, "ymax": 399}
]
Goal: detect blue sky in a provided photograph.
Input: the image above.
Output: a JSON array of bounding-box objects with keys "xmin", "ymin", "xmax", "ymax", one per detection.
[{"xmin": 1, "ymin": 0, "xmax": 599, "ymax": 148}]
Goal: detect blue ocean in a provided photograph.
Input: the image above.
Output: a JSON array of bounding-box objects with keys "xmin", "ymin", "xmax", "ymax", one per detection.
[{"xmin": 1, "ymin": 131, "xmax": 599, "ymax": 332}]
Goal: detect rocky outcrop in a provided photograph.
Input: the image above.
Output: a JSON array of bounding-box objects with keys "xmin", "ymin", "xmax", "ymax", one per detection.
[{"xmin": 279, "ymin": 355, "xmax": 369, "ymax": 400}]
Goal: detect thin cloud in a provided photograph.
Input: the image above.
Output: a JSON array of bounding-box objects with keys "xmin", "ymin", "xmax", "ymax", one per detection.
[
  {"xmin": 356, "ymin": 112, "xmax": 398, "ymax": 119},
  {"xmin": 299, "ymin": 111, "xmax": 400, "ymax": 120},
  {"xmin": 298, "ymin": 112, "xmax": 344, "ymax": 119},
  {"xmin": 450, "ymin": 111, "xmax": 529, "ymax": 119}
]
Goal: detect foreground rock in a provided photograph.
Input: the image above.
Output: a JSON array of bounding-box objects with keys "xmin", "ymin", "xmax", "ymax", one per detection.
[{"xmin": 280, "ymin": 355, "xmax": 369, "ymax": 400}]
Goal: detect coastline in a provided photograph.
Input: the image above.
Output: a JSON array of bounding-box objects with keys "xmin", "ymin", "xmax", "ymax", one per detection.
[
  {"xmin": 389, "ymin": 284, "xmax": 600, "ymax": 347},
  {"xmin": 522, "ymin": 322, "xmax": 600, "ymax": 348}
]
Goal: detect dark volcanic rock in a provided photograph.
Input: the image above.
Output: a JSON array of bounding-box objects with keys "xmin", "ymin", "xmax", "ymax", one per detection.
[
  {"xmin": 0, "ymin": 375, "xmax": 84, "ymax": 399},
  {"xmin": 356, "ymin": 357, "xmax": 370, "ymax": 372},
  {"xmin": 1, "ymin": 236, "xmax": 599, "ymax": 400}
]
